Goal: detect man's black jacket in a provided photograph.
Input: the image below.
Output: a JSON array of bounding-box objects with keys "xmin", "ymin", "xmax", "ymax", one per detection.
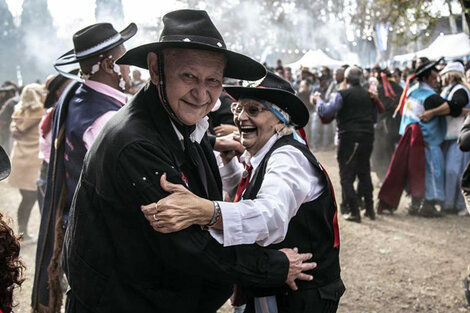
[{"xmin": 62, "ymin": 83, "xmax": 289, "ymax": 313}]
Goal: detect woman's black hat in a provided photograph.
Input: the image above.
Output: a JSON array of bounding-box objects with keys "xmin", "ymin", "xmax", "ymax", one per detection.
[
  {"xmin": 55, "ymin": 22, "xmax": 137, "ymax": 66},
  {"xmin": 117, "ymin": 9, "xmax": 266, "ymax": 81},
  {"xmin": 224, "ymin": 72, "xmax": 309, "ymax": 128}
]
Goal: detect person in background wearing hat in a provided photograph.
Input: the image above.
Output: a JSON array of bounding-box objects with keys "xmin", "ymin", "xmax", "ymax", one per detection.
[
  {"xmin": 421, "ymin": 61, "xmax": 470, "ymax": 216},
  {"xmin": 31, "ymin": 22, "xmax": 137, "ymax": 313},
  {"xmin": 62, "ymin": 10, "xmax": 315, "ymax": 313},
  {"xmin": 313, "ymin": 66, "xmax": 382, "ymax": 222},
  {"xmin": 141, "ymin": 71, "xmax": 344, "ymax": 313},
  {"xmin": 8, "ymin": 83, "xmax": 45, "ymax": 242},
  {"xmin": 370, "ymin": 67, "xmax": 403, "ymax": 183},
  {"xmin": 377, "ymin": 58, "xmax": 465, "ymax": 217},
  {"xmin": 37, "ymin": 72, "xmax": 75, "ymax": 214}
]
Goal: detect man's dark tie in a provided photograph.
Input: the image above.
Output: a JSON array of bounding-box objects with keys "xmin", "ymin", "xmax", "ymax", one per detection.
[{"xmin": 182, "ymin": 128, "xmax": 208, "ymax": 196}]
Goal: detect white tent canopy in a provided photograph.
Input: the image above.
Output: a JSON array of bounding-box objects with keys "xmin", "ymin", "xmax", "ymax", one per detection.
[
  {"xmin": 393, "ymin": 33, "xmax": 470, "ymax": 62},
  {"xmin": 286, "ymin": 49, "xmax": 346, "ymax": 70}
]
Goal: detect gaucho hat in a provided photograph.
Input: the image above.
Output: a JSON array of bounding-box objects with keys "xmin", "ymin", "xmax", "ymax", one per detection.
[
  {"xmin": 117, "ymin": 9, "xmax": 266, "ymax": 81},
  {"xmin": 414, "ymin": 57, "xmax": 444, "ymax": 78},
  {"xmin": 224, "ymin": 72, "xmax": 309, "ymax": 128},
  {"xmin": 0, "ymin": 145, "xmax": 11, "ymax": 181},
  {"xmin": 55, "ymin": 22, "xmax": 137, "ymax": 66}
]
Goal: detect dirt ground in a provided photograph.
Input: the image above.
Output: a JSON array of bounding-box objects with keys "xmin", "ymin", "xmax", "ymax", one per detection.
[{"xmin": 1, "ymin": 149, "xmax": 469, "ymax": 313}]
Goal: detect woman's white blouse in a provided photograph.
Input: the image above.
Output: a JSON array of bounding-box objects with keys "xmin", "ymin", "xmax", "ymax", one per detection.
[{"xmin": 209, "ymin": 135, "xmax": 326, "ymax": 247}]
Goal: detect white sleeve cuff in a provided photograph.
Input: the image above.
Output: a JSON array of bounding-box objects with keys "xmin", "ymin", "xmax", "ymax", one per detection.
[{"xmin": 218, "ymin": 202, "xmax": 243, "ymax": 247}]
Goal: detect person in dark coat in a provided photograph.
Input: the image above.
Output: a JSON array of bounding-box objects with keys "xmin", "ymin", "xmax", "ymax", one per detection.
[
  {"xmin": 209, "ymin": 90, "xmax": 238, "ymax": 137},
  {"xmin": 371, "ymin": 68, "xmax": 403, "ymax": 182},
  {"xmin": 32, "ymin": 22, "xmax": 137, "ymax": 313},
  {"xmin": 459, "ymin": 114, "xmax": 470, "ymax": 214},
  {"xmin": 314, "ymin": 66, "xmax": 383, "ymax": 222},
  {"xmin": 62, "ymin": 9, "xmax": 315, "ymax": 313}
]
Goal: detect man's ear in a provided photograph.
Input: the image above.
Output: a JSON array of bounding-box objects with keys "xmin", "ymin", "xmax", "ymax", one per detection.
[
  {"xmin": 101, "ymin": 57, "xmax": 115, "ymax": 74},
  {"xmin": 148, "ymin": 52, "xmax": 159, "ymax": 86}
]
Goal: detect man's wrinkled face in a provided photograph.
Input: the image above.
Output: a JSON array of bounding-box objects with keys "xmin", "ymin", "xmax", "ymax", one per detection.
[{"xmin": 163, "ymin": 49, "xmax": 225, "ymax": 125}]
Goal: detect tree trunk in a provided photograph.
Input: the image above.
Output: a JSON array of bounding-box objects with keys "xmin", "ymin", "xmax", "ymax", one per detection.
[{"xmin": 459, "ymin": 0, "xmax": 470, "ymax": 33}]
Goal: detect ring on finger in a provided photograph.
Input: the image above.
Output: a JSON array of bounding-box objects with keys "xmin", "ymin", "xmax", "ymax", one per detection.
[{"xmin": 153, "ymin": 214, "xmax": 159, "ymax": 221}]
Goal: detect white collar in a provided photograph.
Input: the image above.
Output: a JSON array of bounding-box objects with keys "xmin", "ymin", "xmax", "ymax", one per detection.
[
  {"xmin": 171, "ymin": 116, "xmax": 209, "ymax": 146},
  {"xmin": 240, "ymin": 134, "xmax": 278, "ymax": 170}
]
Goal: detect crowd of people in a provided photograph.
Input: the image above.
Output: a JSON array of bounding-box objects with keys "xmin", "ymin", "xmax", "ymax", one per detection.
[
  {"xmin": 0, "ymin": 8, "xmax": 469, "ymax": 313},
  {"xmin": 272, "ymin": 56, "xmax": 470, "ymax": 220}
]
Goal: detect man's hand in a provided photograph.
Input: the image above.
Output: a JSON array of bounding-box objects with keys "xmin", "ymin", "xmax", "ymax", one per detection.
[
  {"xmin": 420, "ymin": 109, "xmax": 435, "ymax": 122},
  {"xmin": 141, "ymin": 173, "xmax": 214, "ymax": 233},
  {"xmin": 311, "ymin": 91, "xmax": 322, "ymax": 101},
  {"xmin": 213, "ymin": 132, "xmax": 243, "ymax": 153},
  {"xmin": 214, "ymin": 124, "xmax": 238, "ymax": 137},
  {"xmin": 279, "ymin": 247, "xmax": 316, "ymax": 291},
  {"xmin": 214, "ymin": 132, "xmax": 244, "ymax": 164}
]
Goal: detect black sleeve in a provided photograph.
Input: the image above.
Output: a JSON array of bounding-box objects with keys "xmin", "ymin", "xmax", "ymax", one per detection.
[
  {"xmin": 115, "ymin": 141, "xmax": 289, "ymax": 288},
  {"xmin": 448, "ymin": 89, "xmax": 468, "ymax": 117},
  {"xmin": 459, "ymin": 115, "xmax": 470, "ymax": 151},
  {"xmin": 207, "ymin": 132, "xmax": 216, "ymax": 148},
  {"xmin": 423, "ymin": 94, "xmax": 446, "ymax": 110}
]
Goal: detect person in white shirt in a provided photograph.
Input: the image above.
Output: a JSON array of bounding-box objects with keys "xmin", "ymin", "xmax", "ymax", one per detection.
[{"xmin": 141, "ymin": 71, "xmax": 345, "ymax": 313}]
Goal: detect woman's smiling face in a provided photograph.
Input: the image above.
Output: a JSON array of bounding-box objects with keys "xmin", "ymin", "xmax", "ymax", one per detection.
[{"xmin": 233, "ymin": 98, "xmax": 281, "ymax": 155}]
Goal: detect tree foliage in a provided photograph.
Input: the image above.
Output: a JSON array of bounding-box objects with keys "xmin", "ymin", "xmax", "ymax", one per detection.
[
  {"xmin": 0, "ymin": 0, "xmax": 19, "ymax": 80},
  {"xmin": 19, "ymin": 0, "xmax": 58, "ymax": 83},
  {"xmin": 349, "ymin": 0, "xmax": 440, "ymax": 61}
]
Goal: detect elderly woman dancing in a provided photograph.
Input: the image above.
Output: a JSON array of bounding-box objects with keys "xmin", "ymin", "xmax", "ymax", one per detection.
[{"xmin": 142, "ymin": 72, "xmax": 345, "ymax": 313}]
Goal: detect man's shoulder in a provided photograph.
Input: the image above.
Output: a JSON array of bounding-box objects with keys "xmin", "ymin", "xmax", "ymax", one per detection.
[{"xmin": 73, "ymin": 84, "xmax": 121, "ymax": 108}]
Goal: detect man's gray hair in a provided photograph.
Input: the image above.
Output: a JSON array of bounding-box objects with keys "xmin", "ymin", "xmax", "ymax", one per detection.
[{"xmin": 345, "ymin": 66, "xmax": 362, "ymax": 86}]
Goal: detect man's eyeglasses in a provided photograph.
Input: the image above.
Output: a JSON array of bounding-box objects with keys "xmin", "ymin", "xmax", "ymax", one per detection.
[{"xmin": 231, "ymin": 102, "xmax": 269, "ymax": 117}]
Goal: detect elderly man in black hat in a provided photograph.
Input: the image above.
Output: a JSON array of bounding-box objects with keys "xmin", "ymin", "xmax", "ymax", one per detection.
[
  {"xmin": 62, "ymin": 9, "xmax": 315, "ymax": 313},
  {"xmin": 32, "ymin": 22, "xmax": 137, "ymax": 313}
]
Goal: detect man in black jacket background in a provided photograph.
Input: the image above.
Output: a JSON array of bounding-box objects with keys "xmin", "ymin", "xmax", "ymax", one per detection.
[{"xmin": 314, "ymin": 66, "xmax": 379, "ymax": 222}]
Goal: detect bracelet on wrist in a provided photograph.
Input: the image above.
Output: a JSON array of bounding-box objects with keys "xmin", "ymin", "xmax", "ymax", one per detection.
[{"xmin": 206, "ymin": 201, "xmax": 221, "ymax": 227}]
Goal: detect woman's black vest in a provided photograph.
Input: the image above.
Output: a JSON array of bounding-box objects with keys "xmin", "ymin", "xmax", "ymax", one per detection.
[{"xmin": 243, "ymin": 135, "xmax": 341, "ymax": 295}]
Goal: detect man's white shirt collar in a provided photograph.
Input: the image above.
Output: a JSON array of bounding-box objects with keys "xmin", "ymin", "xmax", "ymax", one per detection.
[{"xmin": 171, "ymin": 116, "xmax": 209, "ymax": 147}]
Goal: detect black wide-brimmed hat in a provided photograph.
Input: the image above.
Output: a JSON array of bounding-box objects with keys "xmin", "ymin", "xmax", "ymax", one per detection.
[
  {"xmin": 117, "ymin": 9, "xmax": 266, "ymax": 81},
  {"xmin": 0, "ymin": 85, "xmax": 16, "ymax": 93},
  {"xmin": 414, "ymin": 57, "xmax": 444, "ymax": 78},
  {"xmin": 55, "ymin": 22, "xmax": 137, "ymax": 66},
  {"xmin": 224, "ymin": 72, "xmax": 309, "ymax": 128},
  {"xmin": 44, "ymin": 69, "xmax": 79, "ymax": 108},
  {"xmin": 0, "ymin": 145, "xmax": 11, "ymax": 181}
]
